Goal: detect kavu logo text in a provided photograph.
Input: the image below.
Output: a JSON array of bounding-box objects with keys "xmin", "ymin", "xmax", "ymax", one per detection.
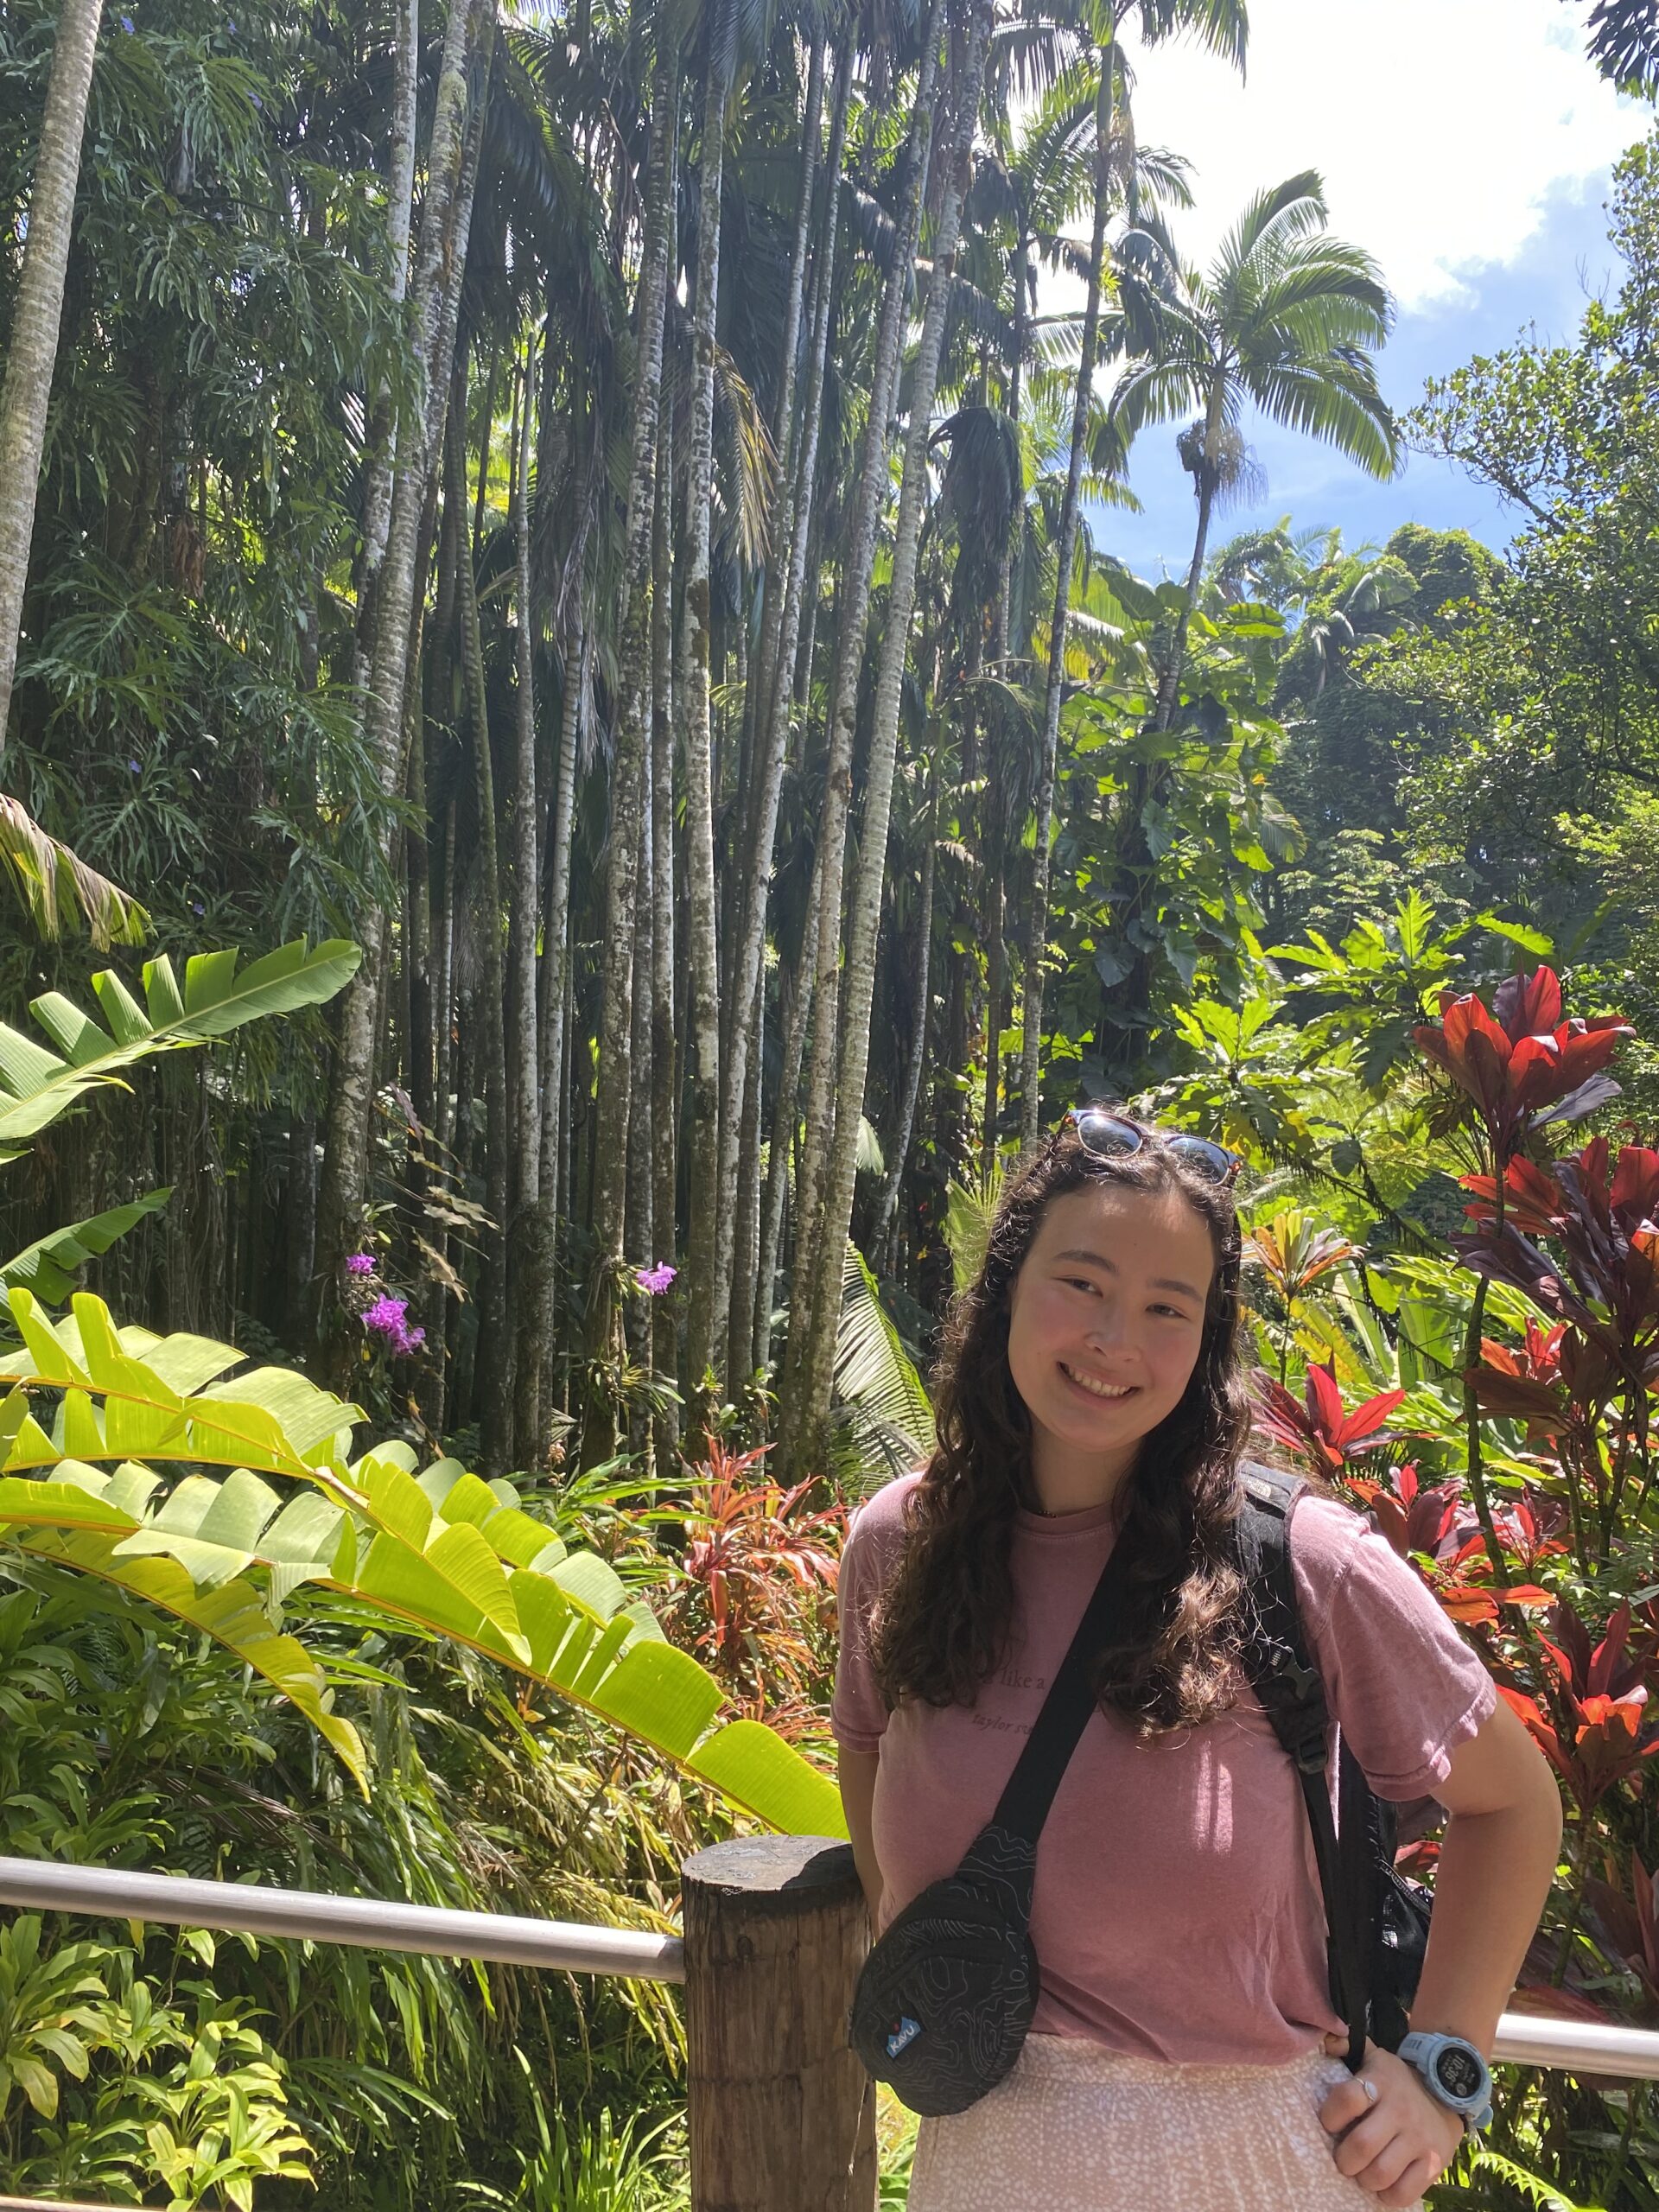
[{"xmin": 885, "ymin": 2016, "xmax": 923, "ymax": 2058}]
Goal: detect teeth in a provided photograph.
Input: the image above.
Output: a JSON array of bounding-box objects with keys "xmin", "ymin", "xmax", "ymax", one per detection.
[{"xmin": 1063, "ymin": 1364, "xmax": 1134, "ymax": 1401}]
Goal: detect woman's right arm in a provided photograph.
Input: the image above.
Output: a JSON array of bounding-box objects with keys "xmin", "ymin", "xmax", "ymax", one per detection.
[{"xmin": 838, "ymin": 1746, "xmax": 883, "ymax": 1923}]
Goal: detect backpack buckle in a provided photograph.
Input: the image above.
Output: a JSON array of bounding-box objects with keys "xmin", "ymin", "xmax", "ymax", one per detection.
[{"xmin": 1262, "ymin": 1644, "xmax": 1329, "ymax": 1774}]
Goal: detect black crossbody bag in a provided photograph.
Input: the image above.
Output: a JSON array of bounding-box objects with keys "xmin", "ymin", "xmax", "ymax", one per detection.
[
  {"xmin": 847, "ymin": 1535, "xmax": 1137, "ymax": 2115},
  {"xmin": 849, "ymin": 1465, "xmax": 1432, "ymax": 2118}
]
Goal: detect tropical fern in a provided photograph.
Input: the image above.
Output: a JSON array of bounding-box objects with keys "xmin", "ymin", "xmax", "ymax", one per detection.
[
  {"xmin": 1461, "ymin": 2145, "xmax": 1605, "ymax": 2212},
  {"xmin": 0, "ymin": 1289, "xmax": 846, "ymax": 1838}
]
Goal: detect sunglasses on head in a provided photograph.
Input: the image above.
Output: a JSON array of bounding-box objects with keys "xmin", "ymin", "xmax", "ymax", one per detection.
[{"xmin": 1066, "ymin": 1107, "xmax": 1240, "ymax": 1187}]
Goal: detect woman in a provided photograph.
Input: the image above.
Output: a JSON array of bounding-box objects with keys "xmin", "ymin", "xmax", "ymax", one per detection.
[{"xmin": 834, "ymin": 1110, "xmax": 1562, "ymax": 2212}]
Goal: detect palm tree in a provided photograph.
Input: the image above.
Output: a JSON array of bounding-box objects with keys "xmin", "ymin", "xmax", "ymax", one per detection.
[
  {"xmin": 315, "ymin": 0, "xmax": 495, "ymax": 1356},
  {"xmin": 1016, "ymin": 0, "xmax": 1249, "ymax": 1151},
  {"xmin": 777, "ymin": 0, "xmax": 949, "ymax": 1460},
  {"xmin": 1578, "ymin": 0, "xmax": 1659, "ymax": 90},
  {"xmin": 588, "ymin": 17, "xmax": 683, "ymax": 1402},
  {"xmin": 1108, "ymin": 170, "xmax": 1400, "ymax": 730},
  {"xmin": 784, "ymin": 0, "xmax": 995, "ymax": 1467},
  {"xmin": 0, "ymin": 0, "xmax": 105, "ymax": 759}
]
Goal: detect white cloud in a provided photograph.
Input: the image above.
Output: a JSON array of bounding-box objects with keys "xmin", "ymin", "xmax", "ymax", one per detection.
[{"xmin": 1121, "ymin": 0, "xmax": 1641, "ymax": 309}]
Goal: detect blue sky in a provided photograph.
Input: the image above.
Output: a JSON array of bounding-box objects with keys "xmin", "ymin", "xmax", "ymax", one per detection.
[{"xmin": 1082, "ymin": 0, "xmax": 1647, "ymax": 578}]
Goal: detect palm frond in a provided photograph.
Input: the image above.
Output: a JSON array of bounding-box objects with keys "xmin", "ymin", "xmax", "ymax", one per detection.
[
  {"xmin": 1246, "ymin": 353, "xmax": 1400, "ymax": 480},
  {"xmin": 830, "ymin": 1243, "xmax": 934, "ymax": 1494}
]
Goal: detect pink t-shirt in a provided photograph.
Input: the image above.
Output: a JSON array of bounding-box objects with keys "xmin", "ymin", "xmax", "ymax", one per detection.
[{"xmin": 832, "ymin": 1471, "xmax": 1496, "ymax": 2066}]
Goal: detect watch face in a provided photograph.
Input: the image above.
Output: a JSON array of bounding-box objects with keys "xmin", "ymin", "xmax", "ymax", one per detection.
[{"xmin": 1434, "ymin": 2045, "xmax": 1484, "ymax": 2103}]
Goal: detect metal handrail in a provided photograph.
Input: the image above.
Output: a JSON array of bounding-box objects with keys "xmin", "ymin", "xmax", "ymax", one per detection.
[
  {"xmin": 0, "ymin": 1854, "xmax": 683, "ymax": 1982},
  {"xmin": 3, "ymin": 1854, "xmax": 1658, "ymax": 2080},
  {"xmin": 0, "ymin": 2196, "xmax": 128, "ymax": 2211}
]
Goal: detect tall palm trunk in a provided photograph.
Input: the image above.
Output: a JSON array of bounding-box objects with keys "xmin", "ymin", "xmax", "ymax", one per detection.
[
  {"xmin": 626, "ymin": 772, "xmax": 655, "ymax": 1382},
  {"xmin": 508, "ymin": 348, "xmax": 541, "ymax": 1194},
  {"xmin": 586, "ymin": 35, "xmax": 680, "ymax": 1391},
  {"xmin": 776, "ymin": 0, "xmax": 945, "ymax": 1463},
  {"xmin": 1114, "ymin": 389, "xmax": 1227, "ymax": 1073},
  {"xmin": 723, "ymin": 45, "xmax": 851, "ymax": 1378},
  {"xmin": 791, "ymin": 0, "xmax": 992, "ymax": 1456},
  {"xmin": 353, "ymin": 0, "xmax": 420, "ymax": 692},
  {"xmin": 528, "ymin": 613, "xmax": 587, "ymax": 1444},
  {"xmin": 979, "ymin": 860, "xmax": 1003, "ymax": 1181},
  {"xmin": 1018, "ymin": 41, "xmax": 1116, "ymax": 1151},
  {"xmin": 872, "ymin": 775, "xmax": 937, "ymax": 1271},
  {"xmin": 648, "ymin": 448, "xmax": 678, "ymax": 1415},
  {"xmin": 709, "ymin": 25, "xmax": 828, "ymax": 1369},
  {"xmin": 726, "ymin": 959, "xmax": 764, "ymax": 1387},
  {"xmin": 0, "ymin": 0, "xmax": 105, "ymax": 757},
  {"xmin": 315, "ymin": 0, "xmax": 491, "ymax": 1341},
  {"xmin": 506, "ymin": 345, "xmax": 545, "ymax": 1458},
  {"xmin": 448, "ymin": 386, "xmax": 512, "ymax": 1471},
  {"xmin": 1154, "ymin": 381, "xmax": 1227, "ymax": 729},
  {"xmin": 677, "ymin": 31, "xmax": 735, "ymax": 1407},
  {"xmin": 754, "ymin": 839, "xmax": 822, "ymax": 1377},
  {"xmin": 992, "ymin": 222, "xmax": 1031, "ymax": 666}
]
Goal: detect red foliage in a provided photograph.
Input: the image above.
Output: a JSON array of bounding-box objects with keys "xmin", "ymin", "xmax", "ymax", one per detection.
[
  {"xmin": 1347, "ymin": 1461, "xmax": 1463, "ymax": 1561},
  {"xmin": 1413, "ymin": 965, "xmax": 1630, "ymax": 1162},
  {"xmin": 1498, "ymin": 1601, "xmax": 1659, "ymax": 1814},
  {"xmin": 1583, "ymin": 1855, "xmax": 1659, "ymax": 2019},
  {"xmin": 673, "ymin": 1439, "xmax": 845, "ymax": 1713},
  {"xmin": 1251, "ymin": 1360, "xmax": 1405, "ymax": 1477}
]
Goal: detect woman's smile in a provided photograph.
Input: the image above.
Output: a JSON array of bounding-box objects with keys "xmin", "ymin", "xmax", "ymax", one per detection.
[{"xmin": 1058, "ymin": 1363, "xmax": 1138, "ymax": 1403}]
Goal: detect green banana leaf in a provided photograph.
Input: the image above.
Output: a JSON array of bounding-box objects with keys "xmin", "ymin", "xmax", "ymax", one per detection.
[
  {"xmin": 0, "ymin": 1290, "xmax": 846, "ymax": 1840},
  {"xmin": 1, "ymin": 1186, "xmax": 173, "ymax": 1300},
  {"xmin": 0, "ymin": 938, "xmax": 361, "ymax": 1160}
]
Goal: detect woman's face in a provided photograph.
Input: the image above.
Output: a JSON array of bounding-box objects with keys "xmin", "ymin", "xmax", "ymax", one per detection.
[{"xmin": 1005, "ymin": 1179, "xmax": 1217, "ymax": 1482}]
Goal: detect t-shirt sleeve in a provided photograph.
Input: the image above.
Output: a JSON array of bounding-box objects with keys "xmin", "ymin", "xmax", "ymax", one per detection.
[
  {"xmin": 1290, "ymin": 1493, "xmax": 1497, "ymax": 1802},
  {"xmin": 830, "ymin": 1476, "xmax": 917, "ymax": 1751}
]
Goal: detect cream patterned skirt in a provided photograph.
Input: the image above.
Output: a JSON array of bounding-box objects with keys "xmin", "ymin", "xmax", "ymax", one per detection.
[{"xmin": 906, "ymin": 2034, "xmax": 1420, "ymax": 2211}]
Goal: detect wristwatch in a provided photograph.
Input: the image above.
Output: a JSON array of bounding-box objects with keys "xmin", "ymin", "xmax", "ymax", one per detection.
[{"xmin": 1396, "ymin": 2031, "xmax": 1493, "ymax": 2133}]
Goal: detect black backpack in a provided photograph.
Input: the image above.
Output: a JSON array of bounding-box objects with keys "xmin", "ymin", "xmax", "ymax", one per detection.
[{"xmin": 1236, "ymin": 1463, "xmax": 1433, "ymax": 2065}]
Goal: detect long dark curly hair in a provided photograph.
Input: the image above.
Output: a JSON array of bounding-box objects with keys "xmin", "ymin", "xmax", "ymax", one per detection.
[{"xmin": 868, "ymin": 1114, "xmax": 1254, "ymax": 1735}]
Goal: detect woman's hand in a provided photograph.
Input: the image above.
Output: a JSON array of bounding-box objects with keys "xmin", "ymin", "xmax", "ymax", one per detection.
[{"xmin": 1319, "ymin": 2043, "xmax": 1465, "ymax": 2209}]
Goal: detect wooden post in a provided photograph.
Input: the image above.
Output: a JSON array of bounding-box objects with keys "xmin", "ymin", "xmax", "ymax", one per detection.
[{"xmin": 682, "ymin": 1834, "xmax": 877, "ymax": 2212}]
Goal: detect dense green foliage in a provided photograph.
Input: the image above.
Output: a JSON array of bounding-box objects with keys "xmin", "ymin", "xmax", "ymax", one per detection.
[{"xmin": 1, "ymin": 0, "xmax": 1657, "ymax": 2206}]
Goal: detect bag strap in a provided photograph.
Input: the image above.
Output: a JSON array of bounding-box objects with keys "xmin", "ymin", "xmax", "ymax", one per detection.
[
  {"xmin": 990, "ymin": 1538, "xmax": 1138, "ymax": 1844},
  {"xmin": 1236, "ymin": 1464, "xmax": 1372, "ymax": 2072}
]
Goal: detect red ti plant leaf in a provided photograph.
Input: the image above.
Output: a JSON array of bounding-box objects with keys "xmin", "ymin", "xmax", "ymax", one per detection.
[
  {"xmin": 1583, "ymin": 1855, "xmax": 1659, "ymax": 2018},
  {"xmin": 1471, "ymin": 1319, "xmax": 1571, "ymax": 1440},
  {"xmin": 1409, "ymin": 1534, "xmax": 1550, "ymax": 1627},
  {"xmin": 1347, "ymin": 1462, "xmax": 1463, "ymax": 1562},
  {"xmin": 1414, "ymin": 964, "xmax": 1631, "ymax": 1163},
  {"xmin": 1251, "ymin": 1361, "xmax": 1405, "ymax": 1478},
  {"xmin": 1457, "ymin": 1138, "xmax": 1659, "ymax": 1415},
  {"xmin": 1489, "ymin": 1488, "xmax": 1571, "ymax": 1578},
  {"xmin": 1504, "ymin": 1599, "xmax": 1659, "ymax": 1813},
  {"xmin": 1481, "ymin": 1317, "xmax": 1567, "ymax": 1382}
]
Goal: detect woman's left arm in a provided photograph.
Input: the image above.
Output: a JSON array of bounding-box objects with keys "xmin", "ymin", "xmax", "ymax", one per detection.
[
  {"xmin": 1321, "ymin": 1693, "xmax": 1564, "ymax": 2209},
  {"xmin": 1398, "ymin": 1689, "xmax": 1565, "ymax": 2050}
]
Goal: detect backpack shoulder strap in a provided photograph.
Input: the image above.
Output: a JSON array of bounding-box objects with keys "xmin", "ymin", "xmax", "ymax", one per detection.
[
  {"xmin": 1235, "ymin": 1463, "xmax": 1371, "ymax": 2070},
  {"xmin": 1236, "ymin": 1465, "xmax": 1328, "ymax": 1774}
]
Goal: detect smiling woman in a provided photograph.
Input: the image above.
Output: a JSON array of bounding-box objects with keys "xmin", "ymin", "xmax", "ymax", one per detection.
[{"xmin": 833, "ymin": 1111, "xmax": 1562, "ymax": 2212}]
